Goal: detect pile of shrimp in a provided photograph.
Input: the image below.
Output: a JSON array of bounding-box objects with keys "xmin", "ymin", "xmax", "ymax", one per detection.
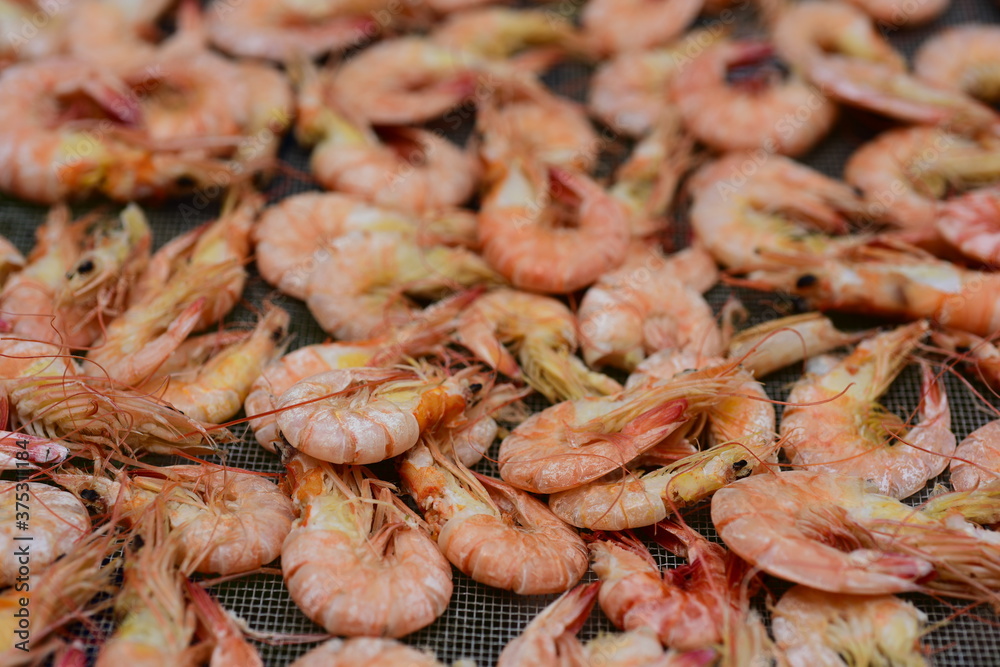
[{"xmin": 3, "ymin": 0, "xmax": 1000, "ymax": 663}]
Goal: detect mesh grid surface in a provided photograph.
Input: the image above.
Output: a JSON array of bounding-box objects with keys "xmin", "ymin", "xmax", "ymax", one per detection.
[{"xmin": 3, "ymin": 0, "xmax": 1000, "ymax": 663}]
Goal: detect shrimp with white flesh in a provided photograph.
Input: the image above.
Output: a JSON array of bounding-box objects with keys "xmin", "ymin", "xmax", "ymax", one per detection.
[
  {"xmin": 772, "ymin": 585, "xmax": 929, "ymax": 667},
  {"xmin": 290, "ymin": 638, "xmax": 448, "ymax": 667},
  {"xmin": 275, "ymin": 364, "xmax": 483, "ymax": 465},
  {"xmin": 87, "ymin": 191, "xmax": 258, "ymax": 386},
  {"xmin": 712, "ymin": 470, "xmax": 1000, "ymax": 598},
  {"xmin": 282, "ymin": 455, "xmax": 453, "ymax": 638},
  {"xmin": 479, "ymin": 157, "xmax": 630, "ymax": 294},
  {"xmin": 726, "ymin": 312, "xmax": 865, "ymax": 378},
  {"xmin": 497, "ymin": 582, "xmax": 599, "ymax": 666},
  {"xmin": 0, "ymin": 483, "xmax": 89, "ymax": 588},
  {"xmin": 304, "ymin": 231, "xmax": 500, "ymax": 342},
  {"xmin": 455, "ymin": 287, "xmax": 621, "ymax": 403},
  {"xmin": 578, "ymin": 246, "xmax": 722, "ymax": 371},
  {"xmin": 949, "ymin": 420, "xmax": 1000, "ymax": 493},
  {"xmin": 687, "ymin": 152, "xmax": 866, "ymax": 273},
  {"xmin": 139, "ymin": 305, "xmax": 289, "ymax": 424},
  {"xmin": 400, "ymin": 439, "xmax": 588, "ymax": 595},
  {"xmin": 253, "ymin": 191, "xmax": 479, "ymax": 300},
  {"xmin": 498, "ymin": 366, "xmax": 747, "ymax": 495},
  {"xmin": 591, "ymin": 523, "xmax": 755, "ymax": 651},
  {"xmin": 244, "ymin": 291, "xmax": 475, "ymax": 453},
  {"xmin": 781, "ymin": 321, "xmax": 955, "ymax": 499},
  {"xmin": 1, "ymin": 339, "xmax": 226, "ymax": 455}
]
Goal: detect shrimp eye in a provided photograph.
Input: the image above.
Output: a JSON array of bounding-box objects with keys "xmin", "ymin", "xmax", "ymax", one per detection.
[
  {"xmin": 469, "ymin": 383, "xmax": 483, "ymax": 393},
  {"xmin": 956, "ymin": 345, "xmax": 971, "ymax": 355},
  {"xmin": 80, "ymin": 489, "xmax": 100, "ymax": 502},
  {"xmin": 795, "ymin": 274, "xmax": 818, "ymax": 288},
  {"xmin": 77, "ymin": 259, "xmax": 95, "ymax": 274},
  {"xmin": 271, "ymin": 327, "xmax": 284, "ymax": 343},
  {"xmin": 732, "ymin": 459, "xmax": 748, "ymax": 469}
]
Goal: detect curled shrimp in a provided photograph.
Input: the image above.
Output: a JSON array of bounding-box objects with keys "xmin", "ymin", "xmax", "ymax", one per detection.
[
  {"xmin": 713, "ymin": 469, "xmax": 1000, "ymax": 597},
  {"xmin": 140, "ymin": 305, "xmax": 290, "ymax": 424},
  {"xmin": 479, "ymin": 158, "xmax": 630, "ymax": 294},
  {"xmin": 582, "ymin": 0, "xmax": 702, "ymax": 57},
  {"xmin": 290, "ymin": 638, "xmax": 448, "ymax": 667},
  {"xmin": 206, "ymin": 0, "xmax": 381, "ymax": 63},
  {"xmin": 282, "ymin": 456, "xmax": 453, "ymax": 638},
  {"xmin": 591, "ymin": 522, "xmax": 755, "ymax": 651},
  {"xmin": 588, "ymin": 29, "xmax": 724, "ymax": 138},
  {"xmin": 297, "ymin": 72, "xmax": 480, "ymax": 213},
  {"xmin": 937, "ymin": 185, "xmax": 1000, "ymax": 266},
  {"xmin": 454, "ymin": 287, "xmax": 621, "ymax": 403},
  {"xmin": 400, "ymin": 439, "xmax": 588, "ymax": 595},
  {"xmin": 672, "ymin": 40, "xmax": 836, "ymax": 157},
  {"xmin": 726, "ymin": 312, "xmax": 866, "ymax": 378},
  {"xmin": 498, "ymin": 367, "xmax": 750, "ymax": 495},
  {"xmin": 577, "ymin": 246, "xmax": 721, "ymax": 371},
  {"xmin": 914, "ymin": 25, "xmax": 1000, "ymax": 105},
  {"xmin": 497, "ymin": 582, "xmax": 599, "ymax": 666},
  {"xmin": 687, "ymin": 152, "xmax": 865, "ymax": 272},
  {"xmin": 253, "ymin": 191, "xmax": 478, "ymax": 300},
  {"xmin": 950, "ymin": 420, "xmax": 1000, "ymax": 493},
  {"xmin": 782, "ymin": 321, "xmax": 955, "ymax": 499},
  {"xmin": 845, "ymin": 127, "xmax": 1000, "ymax": 231},
  {"xmin": 304, "ymin": 231, "xmax": 499, "ymax": 341},
  {"xmin": 0, "ymin": 483, "xmax": 90, "ymax": 588},
  {"xmin": 772, "ymin": 585, "xmax": 928, "ymax": 667},
  {"xmin": 737, "ymin": 241, "xmax": 1000, "ymax": 337}
]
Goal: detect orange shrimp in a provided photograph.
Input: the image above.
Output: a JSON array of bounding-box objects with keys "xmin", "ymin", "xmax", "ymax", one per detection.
[
  {"xmin": 497, "ymin": 582, "xmax": 599, "ymax": 666},
  {"xmin": 937, "ymin": 186, "xmax": 1000, "ymax": 266}
]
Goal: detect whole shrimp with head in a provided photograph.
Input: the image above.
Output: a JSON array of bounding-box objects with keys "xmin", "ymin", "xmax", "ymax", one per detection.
[
  {"xmin": 780, "ymin": 321, "xmax": 955, "ymax": 499},
  {"xmin": 591, "ymin": 522, "xmax": 756, "ymax": 651},
  {"xmin": 282, "ymin": 455, "xmax": 452, "ymax": 638},
  {"xmin": 687, "ymin": 152, "xmax": 866, "ymax": 273},
  {"xmin": 400, "ymin": 438, "xmax": 588, "ymax": 595},
  {"xmin": 772, "ymin": 585, "xmax": 929, "ymax": 667},
  {"xmin": 297, "ymin": 68, "xmax": 480, "ymax": 214},
  {"xmin": 498, "ymin": 363, "xmax": 748, "ymax": 495},
  {"xmin": 578, "ymin": 246, "xmax": 721, "ymax": 372},
  {"xmin": 304, "ymin": 230, "xmax": 500, "ymax": 342},
  {"xmin": 455, "ymin": 287, "xmax": 620, "ymax": 403},
  {"xmin": 479, "ymin": 146, "xmax": 629, "ymax": 294}
]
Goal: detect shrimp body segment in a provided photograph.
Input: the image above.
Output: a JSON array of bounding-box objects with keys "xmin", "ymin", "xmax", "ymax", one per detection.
[
  {"xmin": 290, "ymin": 638, "xmax": 446, "ymax": 667},
  {"xmin": 772, "ymin": 585, "xmax": 928, "ymax": 667},
  {"xmin": 282, "ymin": 458, "xmax": 453, "ymax": 638},
  {"xmin": 401, "ymin": 441, "xmax": 588, "ymax": 595},
  {"xmin": 950, "ymin": 420, "xmax": 1000, "ymax": 493},
  {"xmin": 936, "ymin": 186, "xmax": 1000, "ymax": 266},
  {"xmin": 726, "ymin": 312, "xmax": 865, "ymax": 378},
  {"xmin": 781, "ymin": 322, "xmax": 955, "ymax": 499}
]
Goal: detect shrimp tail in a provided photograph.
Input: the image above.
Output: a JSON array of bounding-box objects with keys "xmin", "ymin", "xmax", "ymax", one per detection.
[{"xmin": 539, "ymin": 582, "xmax": 601, "ymax": 635}]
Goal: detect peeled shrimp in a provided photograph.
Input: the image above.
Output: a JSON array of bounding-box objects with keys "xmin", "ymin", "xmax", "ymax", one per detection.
[
  {"xmin": 726, "ymin": 312, "xmax": 865, "ymax": 378},
  {"xmin": 0, "ymin": 483, "xmax": 89, "ymax": 588},
  {"xmin": 937, "ymin": 186, "xmax": 1000, "ymax": 266},
  {"xmin": 139, "ymin": 306, "xmax": 288, "ymax": 424},
  {"xmin": 298, "ymin": 73, "xmax": 480, "ymax": 213},
  {"xmin": 845, "ymin": 127, "xmax": 1000, "ymax": 231},
  {"xmin": 479, "ymin": 159, "xmax": 629, "ymax": 294},
  {"xmin": 275, "ymin": 366, "xmax": 479, "ymax": 464},
  {"xmin": 497, "ymin": 582, "xmax": 598, "ymax": 666},
  {"xmin": 673, "ymin": 40, "xmax": 836, "ymax": 157},
  {"xmin": 588, "ymin": 29, "xmax": 724, "ymax": 137},
  {"xmin": 455, "ymin": 287, "xmax": 620, "ymax": 403},
  {"xmin": 738, "ymin": 242, "xmax": 1000, "ymax": 337},
  {"xmin": 772, "ymin": 585, "xmax": 928, "ymax": 667},
  {"xmin": 688, "ymin": 152, "xmax": 864, "ymax": 272},
  {"xmin": 781, "ymin": 322, "xmax": 955, "ymax": 499},
  {"xmin": 591, "ymin": 524, "xmax": 753, "ymax": 651},
  {"xmin": 400, "ymin": 440, "xmax": 588, "ymax": 595},
  {"xmin": 577, "ymin": 246, "xmax": 721, "ymax": 371},
  {"xmin": 582, "ymin": 0, "xmax": 702, "ymax": 57},
  {"xmin": 253, "ymin": 191, "xmax": 478, "ymax": 300},
  {"xmin": 712, "ymin": 469, "xmax": 1000, "ymax": 597},
  {"xmin": 282, "ymin": 457, "xmax": 452, "ymax": 638},
  {"xmin": 914, "ymin": 25, "xmax": 1000, "ymax": 104},
  {"xmin": 304, "ymin": 231, "xmax": 498, "ymax": 341},
  {"xmin": 290, "ymin": 638, "xmax": 447, "ymax": 667},
  {"xmin": 498, "ymin": 367, "xmax": 741, "ymax": 494},
  {"xmin": 950, "ymin": 421, "xmax": 1000, "ymax": 493},
  {"xmin": 207, "ymin": 0, "xmax": 384, "ymax": 62}
]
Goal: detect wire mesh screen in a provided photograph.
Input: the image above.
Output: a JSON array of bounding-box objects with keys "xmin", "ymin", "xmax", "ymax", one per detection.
[{"xmin": 3, "ymin": 0, "xmax": 1000, "ymax": 663}]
